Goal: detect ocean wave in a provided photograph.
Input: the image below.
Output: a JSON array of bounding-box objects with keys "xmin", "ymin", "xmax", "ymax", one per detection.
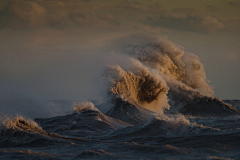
[
  {"xmin": 0, "ymin": 116, "xmax": 85, "ymax": 146},
  {"xmin": 102, "ymin": 37, "xmax": 239, "ymax": 117},
  {"xmin": 0, "ymin": 116, "xmax": 53, "ymax": 146},
  {"xmin": 35, "ymin": 102, "xmax": 132, "ymax": 138}
]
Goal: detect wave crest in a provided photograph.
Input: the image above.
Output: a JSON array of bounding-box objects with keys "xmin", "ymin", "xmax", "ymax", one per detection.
[{"xmin": 105, "ymin": 63, "xmax": 170, "ymax": 114}]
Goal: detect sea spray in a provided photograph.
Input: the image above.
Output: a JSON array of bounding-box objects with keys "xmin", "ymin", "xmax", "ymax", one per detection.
[{"xmin": 102, "ymin": 37, "xmax": 237, "ymax": 117}]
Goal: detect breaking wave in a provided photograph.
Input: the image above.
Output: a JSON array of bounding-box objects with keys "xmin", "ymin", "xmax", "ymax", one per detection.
[
  {"xmin": 103, "ymin": 37, "xmax": 238, "ymax": 116},
  {"xmin": 104, "ymin": 63, "xmax": 170, "ymax": 114},
  {"xmin": 0, "ymin": 116, "xmax": 51, "ymax": 146},
  {"xmin": 0, "ymin": 116, "xmax": 85, "ymax": 146}
]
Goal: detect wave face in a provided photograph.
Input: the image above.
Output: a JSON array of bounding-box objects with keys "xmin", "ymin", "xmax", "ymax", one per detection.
[{"xmin": 1, "ymin": 38, "xmax": 240, "ymax": 160}]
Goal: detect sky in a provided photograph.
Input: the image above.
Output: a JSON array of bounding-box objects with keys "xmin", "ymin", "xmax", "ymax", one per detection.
[{"xmin": 0, "ymin": 0, "xmax": 240, "ymax": 101}]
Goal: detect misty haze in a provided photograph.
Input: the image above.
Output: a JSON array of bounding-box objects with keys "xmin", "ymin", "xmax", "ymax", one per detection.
[{"xmin": 0, "ymin": 0, "xmax": 240, "ymax": 160}]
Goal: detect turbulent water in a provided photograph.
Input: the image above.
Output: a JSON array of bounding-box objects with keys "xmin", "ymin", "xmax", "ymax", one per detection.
[{"xmin": 1, "ymin": 38, "xmax": 240, "ymax": 160}]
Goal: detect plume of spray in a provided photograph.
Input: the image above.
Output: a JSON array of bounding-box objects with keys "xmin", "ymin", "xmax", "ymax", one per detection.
[
  {"xmin": 103, "ymin": 36, "xmax": 214, "ymax": 113},
  {"xmin": 129, "ymin": 38, "xmax": 213, "ymax": 95}
]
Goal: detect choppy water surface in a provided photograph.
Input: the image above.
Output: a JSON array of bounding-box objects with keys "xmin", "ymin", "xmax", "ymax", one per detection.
[{"xmin": 1, "ymin": 100, "xmax": 240, "ymax": 160}]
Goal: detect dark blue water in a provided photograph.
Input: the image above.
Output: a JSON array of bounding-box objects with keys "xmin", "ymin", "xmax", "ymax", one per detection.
[{"xmin": 1, "ymin": 100, "xmax": 240, "ymax": 160}]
